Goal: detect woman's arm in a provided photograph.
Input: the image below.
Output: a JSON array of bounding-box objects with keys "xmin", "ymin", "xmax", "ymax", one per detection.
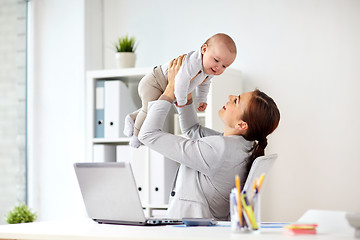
[
  {"xmin": 138, "ymin": 99, "xmax": 223, "ymax": 175},
  {"xmin": 177, "ymin": 104, "xmax": 221, "ymax": 139}
]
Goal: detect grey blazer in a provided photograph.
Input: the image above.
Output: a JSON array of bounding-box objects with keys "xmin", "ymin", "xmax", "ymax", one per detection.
[{"xmin": 138, "ymin": 100, "xmax": 254, "ymax": 220}]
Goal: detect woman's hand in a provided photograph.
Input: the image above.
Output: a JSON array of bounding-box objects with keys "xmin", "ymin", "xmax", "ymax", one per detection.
[
  {"xmin": 168, "ymin": 54, "xmax": 185, "ymax": 86},
  {"xmin": 161, "ymin": 54, "xmax": 186, "ymax": 102}
]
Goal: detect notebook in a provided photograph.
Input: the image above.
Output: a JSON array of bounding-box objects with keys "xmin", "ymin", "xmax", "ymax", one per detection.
[{"xmin": 74, "ymin": 162, "xmax": 183, "ymax": 226}]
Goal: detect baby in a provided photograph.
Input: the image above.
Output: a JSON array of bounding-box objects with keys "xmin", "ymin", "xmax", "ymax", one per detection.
[{"xmin": 124, "ymin": 33, "xmax": 237, "ymax": 148}]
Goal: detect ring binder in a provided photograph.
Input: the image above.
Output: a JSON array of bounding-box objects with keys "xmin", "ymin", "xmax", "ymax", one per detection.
[{"xmin": 95, "ymin": 80, "xmax": 105, "ymax": 138}]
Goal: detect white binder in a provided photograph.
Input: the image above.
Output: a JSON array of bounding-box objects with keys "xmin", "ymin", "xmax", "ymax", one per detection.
[
  {"xmin": 132, "ymin": 146, "xmax": 148, "ymax": 205},
  {"xmin": 104, "ymin": 80, "xmax": 137, "ymax": 138},
  {"xmin": 149, "ymin": 150, "xmax": 179, "ymax": 205},
  {"xmin": 95, "ymin": 80, "xmax": 105, "ymax": 138},
  {"xmin": 117, "ymin": 145, "xmax": 148, "ymax": 204},
  {"xmin": 93, "ymin": 144, "xmax": 116, "ymax": 162}
]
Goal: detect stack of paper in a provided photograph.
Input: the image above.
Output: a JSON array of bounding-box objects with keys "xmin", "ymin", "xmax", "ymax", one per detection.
[{"xmin": 283, "ymin": 223, "xmax": 318, "ymax": 235}]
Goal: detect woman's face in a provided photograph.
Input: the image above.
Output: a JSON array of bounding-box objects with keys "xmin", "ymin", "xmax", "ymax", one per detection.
[{"xmin": 218, "ymin": 92, "xmax": 253, "ymax": 128}]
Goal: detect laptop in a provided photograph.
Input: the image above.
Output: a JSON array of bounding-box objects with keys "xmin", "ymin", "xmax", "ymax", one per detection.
[{"xmin": 74, "ymin": 162, "xmax": 183, "ymax": 226}]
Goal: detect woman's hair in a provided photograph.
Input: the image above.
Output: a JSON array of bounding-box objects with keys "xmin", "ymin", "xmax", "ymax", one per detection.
[{"xmin": 242, "ymin": 89, "xmax": 280, "ymax": 162}]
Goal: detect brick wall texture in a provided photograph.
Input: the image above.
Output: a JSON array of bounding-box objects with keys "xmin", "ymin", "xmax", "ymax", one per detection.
[{"xmin": 0, "ymin": 0, "xmax": 27, "ymax": 224}]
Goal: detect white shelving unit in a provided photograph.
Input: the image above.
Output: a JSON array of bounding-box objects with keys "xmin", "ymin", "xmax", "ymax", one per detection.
[
  {"xmin": 86, "ymin": 67, "xmax": 151, "ymax": 145},
  {"xmin": 86, "ymin": 67, "xmax": 242, "ymax": 217}
]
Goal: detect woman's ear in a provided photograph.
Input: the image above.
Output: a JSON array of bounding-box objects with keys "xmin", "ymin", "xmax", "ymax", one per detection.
[{"xmin": 235, "ymin": 121, "xmax": 248, "ymax": 131}]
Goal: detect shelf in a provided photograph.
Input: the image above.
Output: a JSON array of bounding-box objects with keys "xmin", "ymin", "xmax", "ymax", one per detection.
[
  {"xmin": 87, "ymin": 68, "xmax": 152, "ymax": 84},
  {"xmin": 93, "ymin": 138, "xmax": 130, "ymax": 144},
  {"xmin": 143, "ymin": 204, "xmax": 168, "ymax": 209}
]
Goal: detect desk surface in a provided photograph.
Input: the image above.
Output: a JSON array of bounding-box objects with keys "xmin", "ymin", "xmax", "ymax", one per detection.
[{"xmin": 0, "ymin": 218, "xmax": 355, "ymax": 240}]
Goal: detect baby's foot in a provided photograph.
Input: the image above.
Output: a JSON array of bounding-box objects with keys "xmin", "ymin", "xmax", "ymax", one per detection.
[
  {"xmin": 123, "ymin": 114, "xmax": 134, "ymax": 137},
  {"xmin": 130, "ymin": 135, "xmax": 142, "ymax": 148}
]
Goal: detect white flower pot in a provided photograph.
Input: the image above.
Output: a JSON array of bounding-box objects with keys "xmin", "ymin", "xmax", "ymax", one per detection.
[{"xmin": 115, "ymin": 52, "xmax": 136, "ymax": 68}]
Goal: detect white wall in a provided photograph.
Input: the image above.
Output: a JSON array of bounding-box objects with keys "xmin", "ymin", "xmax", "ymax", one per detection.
[
  {"xmin": 27, "ymin": 0, "xmax": 87, "ymax": 220},
  {"xmin": 103, "ymin": 0, "xmax": 360, "ymax": 221}
]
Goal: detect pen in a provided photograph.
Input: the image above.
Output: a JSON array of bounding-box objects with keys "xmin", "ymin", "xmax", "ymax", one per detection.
[
  {"xmin": 252, "ymin": 179, "xmax": 257, "ymax": 192},
  {"xmin": 257, "ymin": 174, "xmax": 265, "ymax": 192},
  {"xmin": 251, "ymin": 190, "xmax": 258, "ymax": 210},
  {"xmin": 251, "ymin": 177, "xmax": 260, "ymax": 206},
  {"xmin": 235, "ymin": 175, "xmax": 243, "ymax": 227}
]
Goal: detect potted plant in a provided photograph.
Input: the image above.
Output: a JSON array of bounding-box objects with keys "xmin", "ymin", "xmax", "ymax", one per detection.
[
  {"xmin": 5, "ymin": 203, "xmax": 37, "ymax": 224},
  {"xmin": 114, "ymin": 35, "xmax": 137, "ymax": 68}
]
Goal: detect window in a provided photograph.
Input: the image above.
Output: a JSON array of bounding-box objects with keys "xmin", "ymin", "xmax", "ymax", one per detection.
[{"xmin": 0, "ymin": 0, "xmax": 27, "ymax": 224}]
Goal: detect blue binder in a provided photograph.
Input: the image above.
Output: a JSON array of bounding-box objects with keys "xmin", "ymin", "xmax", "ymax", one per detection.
[{"xmin": 95, "ymin": 80, "xmax": 105, "ymax": 138}]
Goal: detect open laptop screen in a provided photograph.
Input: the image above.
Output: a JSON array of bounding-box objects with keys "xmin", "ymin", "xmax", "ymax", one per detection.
[{"xmin": 74, "ymin": 162, "xmax": 147, "ymax": 225}]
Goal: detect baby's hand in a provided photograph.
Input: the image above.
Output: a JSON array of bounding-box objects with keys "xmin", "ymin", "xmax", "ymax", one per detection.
[{"xmin": 197, "ymin": 102, "xmax": 207, "ymax": 112}]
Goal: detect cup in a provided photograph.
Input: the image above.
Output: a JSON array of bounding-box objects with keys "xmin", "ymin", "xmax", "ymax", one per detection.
[{"xmin": 230, "ymin": 188, "xmax": 261, "ymax": 233}]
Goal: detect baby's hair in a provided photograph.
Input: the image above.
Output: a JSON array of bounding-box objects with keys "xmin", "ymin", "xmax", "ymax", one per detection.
[{"xmin": 204, "ymin": 33, "xmax": 237, "ymax": 54}]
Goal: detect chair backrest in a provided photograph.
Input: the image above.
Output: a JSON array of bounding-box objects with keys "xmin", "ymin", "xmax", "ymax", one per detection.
[{"xmin": 242, "ymin": 153, "xmax": 278, "ymax": 193}]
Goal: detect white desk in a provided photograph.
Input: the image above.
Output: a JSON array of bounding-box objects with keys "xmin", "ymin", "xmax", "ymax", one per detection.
[{"xmin": 0, "ymin": 217, "xmax": 355, "ymax": 240}]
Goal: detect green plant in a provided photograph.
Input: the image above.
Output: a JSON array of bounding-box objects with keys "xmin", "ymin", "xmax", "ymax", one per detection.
[
  {"xmin": 5, "ymin": 203, "xmax": 37, "ymax": 224},
  {"xmin": 114, "ymin": 35, "xmax": 137, "ymax": 53}
]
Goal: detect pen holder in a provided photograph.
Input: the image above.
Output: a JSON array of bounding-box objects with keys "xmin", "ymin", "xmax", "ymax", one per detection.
[{"xmin": 230, "ymin": 188, "xmax": 261, "ymax": 233}]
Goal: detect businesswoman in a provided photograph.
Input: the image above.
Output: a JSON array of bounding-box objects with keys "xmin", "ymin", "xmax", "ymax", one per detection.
[{"xmin": 138, "ymin": 56, "xmax": 280, "ymax": 220}]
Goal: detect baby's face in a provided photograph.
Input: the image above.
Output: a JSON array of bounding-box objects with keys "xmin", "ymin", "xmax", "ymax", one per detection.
[{"xmin": 201, "ymin": 42, "xmax": 236, "ymax": 76}]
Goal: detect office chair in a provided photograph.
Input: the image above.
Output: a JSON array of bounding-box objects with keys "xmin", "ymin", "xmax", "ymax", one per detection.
[{"xmin": 242, "ymin": 153, "xmax": 278, "ymax": 194}]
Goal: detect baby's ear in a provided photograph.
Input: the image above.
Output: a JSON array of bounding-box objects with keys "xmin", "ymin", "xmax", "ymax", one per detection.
[{"xmin": 201, "ymin": 44, "xmax": 208, "ymax": 54}]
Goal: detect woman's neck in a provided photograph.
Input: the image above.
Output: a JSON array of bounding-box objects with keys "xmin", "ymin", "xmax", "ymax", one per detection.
[{"xmin": 223, "ymin": 127, "xmax": 242, "ymax": 137}]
